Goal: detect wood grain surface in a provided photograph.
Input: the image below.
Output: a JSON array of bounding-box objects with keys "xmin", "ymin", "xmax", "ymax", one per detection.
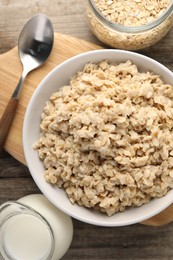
[{"xmin": 1, "ymin": 0, "xmax": 173, "ymax": 259}]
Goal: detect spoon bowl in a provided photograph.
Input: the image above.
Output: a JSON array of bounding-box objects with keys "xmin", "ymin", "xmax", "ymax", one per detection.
[
  {"xmin": 0, "ymin": 14, "xmax": 54, "ymax": 152},
  {"xmin": 19, "ymin": 14, "xmax": 54, "ymax": 74}
]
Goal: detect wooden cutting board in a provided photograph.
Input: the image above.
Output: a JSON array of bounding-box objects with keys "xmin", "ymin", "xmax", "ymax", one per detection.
[
  {"xmin": 0, "ymin": 33, "xmax": 102, "ymax": 164},
  {"xmin": 0, "ymin": 33, "xmax": 172, "ymax": 226}
]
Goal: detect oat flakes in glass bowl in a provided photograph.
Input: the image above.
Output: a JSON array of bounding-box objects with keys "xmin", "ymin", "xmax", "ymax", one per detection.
[
  {"xmin": 23, "ymin": 49, "xmax": 173, "ymax": 226},
  {"xmin": 86, "ymin": 0, "xmax": 173, "ymax": 50}
]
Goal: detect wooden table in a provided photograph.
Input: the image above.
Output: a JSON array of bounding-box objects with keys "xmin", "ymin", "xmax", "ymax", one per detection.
[{"xmin": 0, "ymin": 1, "xmax": 173, "ymax": 259}]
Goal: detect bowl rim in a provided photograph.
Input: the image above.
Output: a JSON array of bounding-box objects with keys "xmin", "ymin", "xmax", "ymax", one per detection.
[{"xmin": 23, "ymin": 49, "xmax": 173, "ymax": 226}]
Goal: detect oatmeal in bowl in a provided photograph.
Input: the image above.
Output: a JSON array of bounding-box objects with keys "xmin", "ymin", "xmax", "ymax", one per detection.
[{"xmin": 23, "ymin": 50, "xmax": 173, "ymax": 226}]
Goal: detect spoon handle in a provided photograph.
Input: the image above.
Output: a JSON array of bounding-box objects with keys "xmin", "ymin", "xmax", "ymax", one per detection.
[
  {"xmin": 0, "ymin": 72, "xmax": 26, "ymax": 153},
  {"xmin": 0, "ymin": 97, "xmax": 18, "ymax": 153}
]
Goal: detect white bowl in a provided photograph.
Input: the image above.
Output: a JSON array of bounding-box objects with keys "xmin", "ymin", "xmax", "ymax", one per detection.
[{"xmin": 23, "ymin": 49, "xmax": 173, "ymax": 226}]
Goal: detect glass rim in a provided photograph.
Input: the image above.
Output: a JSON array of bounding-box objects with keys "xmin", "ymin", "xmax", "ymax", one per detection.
[{"xmin": 88, "ymin": 0, "xmax": 173, "ymax": 33}]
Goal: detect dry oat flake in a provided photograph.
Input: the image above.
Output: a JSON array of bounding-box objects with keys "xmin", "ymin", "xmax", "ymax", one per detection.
[
  {"xmin": 34, "ymin": 60, "xmax": 173, "ymax": 216},
  {"xmin": 93, "ymin": 0, "xmax": 171, "ymax": 26}
]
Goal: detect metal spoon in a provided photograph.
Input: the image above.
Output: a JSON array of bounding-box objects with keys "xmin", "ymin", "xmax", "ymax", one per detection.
[{"xmin": 0, "ymin": 14, "xmax": 54, "ymax": 153}]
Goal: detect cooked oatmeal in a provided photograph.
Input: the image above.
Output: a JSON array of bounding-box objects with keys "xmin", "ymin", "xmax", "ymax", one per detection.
[{"xmin": 34, "ymin": 60, "xmax": 173, "ymax": 216}]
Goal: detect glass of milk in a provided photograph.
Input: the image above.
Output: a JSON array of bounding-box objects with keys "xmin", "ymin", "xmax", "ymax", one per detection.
[{"xmin": 0, "ymin": 194, "xmax": 73, "ymax": 260}]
